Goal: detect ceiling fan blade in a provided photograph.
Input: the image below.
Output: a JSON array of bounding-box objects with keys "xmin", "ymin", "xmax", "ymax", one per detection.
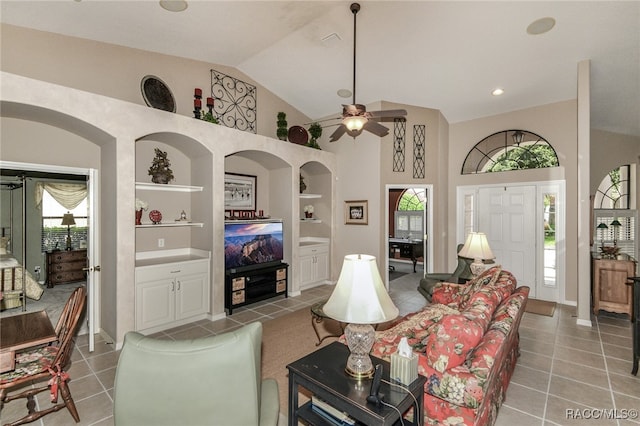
[
  {"xmin": 367, "ymin": 109, "xmax": 407, "ymax": 118},
  {"xmin": 329, "ymin": 124, "xmax": 348, "ymax": 142},
  {"xmin": 363, "ymin": 120, "xmax": 390, "ymax": 137}
]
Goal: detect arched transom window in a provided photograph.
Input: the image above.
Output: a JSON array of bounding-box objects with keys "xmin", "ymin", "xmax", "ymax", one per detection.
[{"xmin": 461, "ymin": 130, "xmax": 559, "ymax": 175}]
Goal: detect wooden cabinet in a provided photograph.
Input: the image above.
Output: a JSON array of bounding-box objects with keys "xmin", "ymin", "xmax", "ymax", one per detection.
[
  {"xmin": 225, "ymin": 263, "xmax": 288, "ymax": 314},
  {"xmin": 45, "ymin": 249, "xmax": 87, "ymax": 288},
  {"xmin": 592, "ymin": 257, "xmax": 635, "ymax": 317},
  {"xmin": 135, "ymin": 258, "xmax": 210, "ymax": 333},
  {"xmin": 299, "ymin": 242, "xmax": 329, "ymax": 289}
]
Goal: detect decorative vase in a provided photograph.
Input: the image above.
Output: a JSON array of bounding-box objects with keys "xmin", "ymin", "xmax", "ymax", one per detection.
[
  {"xmin": 305, "ymin": 212, "xmax": 313, "ymax": 219},
  {"xmin": 135, "ymin": 209, "xmax": 143, "ymax": 225}
]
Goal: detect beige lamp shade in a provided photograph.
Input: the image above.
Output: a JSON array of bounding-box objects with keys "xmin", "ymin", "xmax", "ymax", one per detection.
[
  {"xmin": 323, "ymin": 254, "xmax": 399, "ymax": 324},
  {"xmin": 61, "ymin": 213, "xmax": 76, "ymax": 226},
  {"xmin": 458, "ymin": 232, "xmax": 494, "ymax": 261}
]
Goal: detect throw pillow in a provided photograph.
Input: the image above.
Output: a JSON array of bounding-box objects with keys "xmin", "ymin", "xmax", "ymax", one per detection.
[
  {"xmin": 425, "ymin": 314, "xmax": 484, "ymax": 373},
  {"xmin": 457, "ymin": 265, "xmax": 502, "ymax": 309}
]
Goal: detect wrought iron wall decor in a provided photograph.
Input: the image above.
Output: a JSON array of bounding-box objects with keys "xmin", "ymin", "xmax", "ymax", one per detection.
[
  {"xmin": 210, "ymin": 69, "xmax": 257, "ymax": 134},
  {"xmin": 413, "ymin": 125, "xmax": 425, "ymax": 179},
  {"xmin": 393, "ymin": 118, "xmax": 406, "ymax": 172}
]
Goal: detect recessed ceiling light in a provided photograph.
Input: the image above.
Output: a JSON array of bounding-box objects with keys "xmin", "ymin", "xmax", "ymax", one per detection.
[
  {"xmin": 159, "ymin": 0, "xmax": 188, "ymax": 12},
  {"xmin": 337, "ymin": 89, "xmax": 352, "ymax": 98},
  {"xmin": 527, "ymin": 17, "xmax": 556, "ymax": 35},
  {"xmin": 492, "ymin": 88, "xmax": 504, "ymax": 96}
]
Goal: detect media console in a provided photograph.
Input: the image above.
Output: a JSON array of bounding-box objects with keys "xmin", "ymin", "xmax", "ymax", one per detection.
[{"xmin": 225, "ymin": 262, "xmax": 288, "ymax": 314}]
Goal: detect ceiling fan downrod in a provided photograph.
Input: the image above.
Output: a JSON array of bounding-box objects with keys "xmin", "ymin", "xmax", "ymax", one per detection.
[{"xmin": 351, "ymin": 3, "xmax": 360, "ymax": 106}]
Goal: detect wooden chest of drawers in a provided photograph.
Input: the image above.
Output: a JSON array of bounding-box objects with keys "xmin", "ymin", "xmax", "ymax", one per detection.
[{"xmin": 46, "ymin": 249, "xmax": 87, "ymax": 288}]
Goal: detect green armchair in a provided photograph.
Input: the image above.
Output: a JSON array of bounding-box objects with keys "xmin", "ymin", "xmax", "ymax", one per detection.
[
  {"xmin": 418, "ymin": 244, "xmax": 474, "ymax": 302},
  {"xmin": 113, "ymin": 322, "xmax": 279, "ymax": 426}
]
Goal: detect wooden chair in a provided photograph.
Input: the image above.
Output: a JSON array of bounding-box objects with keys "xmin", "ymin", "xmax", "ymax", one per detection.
[{"xmin": 0, "ymin": 286, "xmax": 86, "ymax": 425}]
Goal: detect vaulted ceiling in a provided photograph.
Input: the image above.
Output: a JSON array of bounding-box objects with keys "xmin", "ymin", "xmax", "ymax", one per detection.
[{"xmin": 2, "ymin": 1, "xmax": 638, "ymax": 137}]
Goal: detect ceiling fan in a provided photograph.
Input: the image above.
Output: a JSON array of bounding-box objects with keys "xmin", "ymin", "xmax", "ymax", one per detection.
[{"xmin": 329, "ymin": 3, "xmax": 407, "ymax": 142}]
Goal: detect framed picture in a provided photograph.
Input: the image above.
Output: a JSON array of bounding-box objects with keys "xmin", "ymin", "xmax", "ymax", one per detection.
[
  {"xmin": 224, "ymin": 173, "xmax": 256, "ymax": 211},
  {"xmin": 345, "ymin": 200, "xmax": 368, "ymax": 225}
]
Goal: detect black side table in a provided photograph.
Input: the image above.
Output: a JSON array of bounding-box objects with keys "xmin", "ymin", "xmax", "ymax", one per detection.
[
  {"xmin": 627, "ymin": 277, "xmax": 639, "ymax": 375},
  {"xmin": 287, "ymin": 341, "xmax": 426, "ymax": 426}
]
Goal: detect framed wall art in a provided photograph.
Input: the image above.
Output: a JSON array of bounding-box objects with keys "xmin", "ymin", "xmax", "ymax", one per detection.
[
  {"xmin": 224, "ymin": 173, "xmax": 256, "ymax": 211},
  {"xmin": 344, "ymin": 200, "xmax": 368, "ymax": 225}
]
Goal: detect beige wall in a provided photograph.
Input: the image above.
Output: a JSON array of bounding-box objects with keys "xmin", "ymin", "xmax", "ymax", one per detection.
[
  {"xmin": 449, "ymin": 100, "xmax": 578, "ymax": 302},
  {"xmin": 0, "ymin": 23, "xmax": 311, "ymax": 140}
]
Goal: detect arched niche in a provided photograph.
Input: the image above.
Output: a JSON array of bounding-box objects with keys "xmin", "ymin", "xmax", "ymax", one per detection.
[
  {"xmin": 135, "ymin": 133, "xmax": 214, "ymax": 254},
  {"xmin": 224, "ymin": 149, "xmax": 294, "ymax": 264},
  {"xmin": 300, "ymin": 160, "xmax": 332, "ymax": 239}
]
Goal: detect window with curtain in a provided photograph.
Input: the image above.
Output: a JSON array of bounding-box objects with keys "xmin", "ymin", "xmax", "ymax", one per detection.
[{"xmin": 37, "ymin": 183, "xmax": 88, "ymax": 252}]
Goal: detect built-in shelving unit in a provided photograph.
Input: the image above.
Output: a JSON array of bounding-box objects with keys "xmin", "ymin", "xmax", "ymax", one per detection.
[{"xmin": 135, "ymin": 182, "xmax": 203, "ymax": 192}]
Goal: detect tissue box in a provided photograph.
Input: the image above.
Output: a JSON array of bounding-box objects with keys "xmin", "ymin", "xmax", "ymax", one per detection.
[{"xmin": 390, "ymin": 352, "xmax": 418, "ymax": 386}]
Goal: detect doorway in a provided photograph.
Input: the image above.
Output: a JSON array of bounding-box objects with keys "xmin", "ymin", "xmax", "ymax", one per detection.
[
  {"xmin": 457, "ymin": 181, "xmax": 565, "ymax": 302},
  {"xmin": 0, "ymin": 161, "xmax": 100, "ymax": 351},
  {"xmin": 385, "ymin": 184, "xmax": 433, "ymax": 287}
]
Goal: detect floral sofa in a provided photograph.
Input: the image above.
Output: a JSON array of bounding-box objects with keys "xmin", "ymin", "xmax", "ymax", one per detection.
[{"xmin": 370, "ymin": 266, "xmax": 529, "ymax": 426}]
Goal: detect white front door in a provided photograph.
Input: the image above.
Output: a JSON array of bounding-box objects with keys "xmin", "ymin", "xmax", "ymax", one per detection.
[{"xmin": 479, "ymin": 186, "xmax": 537, "ymax": 296}]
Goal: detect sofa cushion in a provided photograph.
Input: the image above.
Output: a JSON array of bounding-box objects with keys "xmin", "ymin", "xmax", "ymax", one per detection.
[
  {"xmin": 461, "ymin": 287, "xmax": 501, "ymax": 332},
  {"xmin": 425, "ymin": 314, "xmax": 484, "ymax": 372}
]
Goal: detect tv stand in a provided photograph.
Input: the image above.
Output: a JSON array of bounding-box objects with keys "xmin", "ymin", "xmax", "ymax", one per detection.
[{"xmin": 225, "ymin": 263, "xmax": 288, "ymax": 314}]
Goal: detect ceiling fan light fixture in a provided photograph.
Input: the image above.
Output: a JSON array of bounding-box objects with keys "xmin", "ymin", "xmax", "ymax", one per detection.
[{"xmin": 344, "ymin": 116, "xmax": 367, "ymax": 131}]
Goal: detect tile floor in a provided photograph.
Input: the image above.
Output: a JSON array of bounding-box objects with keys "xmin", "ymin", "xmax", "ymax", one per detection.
[{"xmin": 2, "ymin": 269, "xmax": 639, "ymax": 426}]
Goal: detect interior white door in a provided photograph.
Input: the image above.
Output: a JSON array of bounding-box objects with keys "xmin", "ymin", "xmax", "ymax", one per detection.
[
  {"xmin": 86, "ymin": 169, "xmax": 100, "ymax": 352},
  {"xmin": 479, "ymin": 186, "xmax": 537, "ymax": 297}
]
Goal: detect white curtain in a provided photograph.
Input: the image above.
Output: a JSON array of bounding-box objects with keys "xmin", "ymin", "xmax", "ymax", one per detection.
[{"xmin": 35, "ymin": 183, "xmax": 87, "ymax": 210}]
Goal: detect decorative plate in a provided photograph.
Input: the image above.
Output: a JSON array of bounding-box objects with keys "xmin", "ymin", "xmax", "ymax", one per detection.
[
  {"xmin": 288, "ymin": 125, "xmax": 309, "ymax": 145},
  {"xmin": 149, "ymin": 210, "xmax": 163, "ymax": 224},
  {"xmin": 141, "ymin": 75, "xmax": 176, "ymax": 113}
]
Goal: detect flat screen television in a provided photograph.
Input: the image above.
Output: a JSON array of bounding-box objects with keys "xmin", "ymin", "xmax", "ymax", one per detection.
[{"xmin": 224, "ymin": 220, "xmax": 284, "ymax": 272}]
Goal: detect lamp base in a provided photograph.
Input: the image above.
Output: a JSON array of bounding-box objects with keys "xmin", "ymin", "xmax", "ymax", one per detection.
[
  {"xmin": 343, "ymin": 323, "xmax": 376, "ymax": 378},
  {"xmin": 470, "ymin": 259, "xmax": 485, "ymax": 277}
]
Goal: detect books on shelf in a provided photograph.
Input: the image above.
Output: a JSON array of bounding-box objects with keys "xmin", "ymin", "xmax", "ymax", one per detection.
[{"xmin": 311, "ymin": 396, "xmax": 356, "ymax": 426}]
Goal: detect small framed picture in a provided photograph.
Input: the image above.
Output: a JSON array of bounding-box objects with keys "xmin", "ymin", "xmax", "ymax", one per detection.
[
  {"xmin": 224, "ymin": 173, "xmax": 257, "ymax": 211},
  {"xmin": 345, "ymin": 200, "xmax": 368, "ymax": 225}
]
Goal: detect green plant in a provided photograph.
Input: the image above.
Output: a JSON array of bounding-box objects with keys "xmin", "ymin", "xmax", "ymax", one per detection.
[
  {"xmin": 148, "ymin": 148, "xmax": 174, "ymax": 184},
  {"xmin": 201, "ymin": 111, "xmax": 219, "ymax": 124},
  {"xmin": 306, "ymin": 122, "xmax": 322, "ymax": 149},
  {"xmin": 276, "ymin": 112, "xmax": 288, "ymax": 140}
]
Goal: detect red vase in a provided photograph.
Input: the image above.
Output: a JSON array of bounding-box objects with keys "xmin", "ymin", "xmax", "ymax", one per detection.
[{"xmin": 135, "ymin": 209, "xmax": 143, "ymax": 225}]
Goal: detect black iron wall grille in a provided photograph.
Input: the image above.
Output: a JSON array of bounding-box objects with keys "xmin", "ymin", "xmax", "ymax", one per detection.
[
  {"xmin": 210, "ymin": 69, "xmax": 257, "ymax": 134},
  {"xmin": 393, "ymin": 118, "xmax": 406, "ymax": 172},
  {"xmin": 413, "ymin": 125, "xmax": 425, "ymax": 179}
]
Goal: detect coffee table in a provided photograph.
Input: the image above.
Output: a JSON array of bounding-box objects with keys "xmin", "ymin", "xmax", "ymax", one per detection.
[{"xmin": 310, "ymin": 300, "xmax": 344, "ymax": 346}]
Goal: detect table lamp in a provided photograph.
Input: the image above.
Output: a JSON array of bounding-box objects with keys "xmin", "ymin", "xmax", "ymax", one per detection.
[
  {"xmin": 596, "ymin": 222, "xmax": 608, "ymax": 249},
  {"xmin": 323, "ymin": 254, "xmax": 399, "ymax": 378},
  {"xmin": 61, "ymin": 212, "xmax": 76, "ymax": 250},
  {"xmin": 458, "ymin": 232, "xmax": 495, "ymax": 276},
  {"xmin": 610, "ymin": 219, "xmax": 622, "ymax": 247}
]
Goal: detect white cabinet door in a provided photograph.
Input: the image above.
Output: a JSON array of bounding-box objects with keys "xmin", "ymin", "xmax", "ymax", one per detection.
[
  {"xmin": 300, "ymin": 254, "xmax": 315, "ymax": 287},
  {"xmin": 299, "ymin": 243, "xmax": 329, "ymax": 287},
  {"xmin": 176, "ymin": 271, "xmax": 209, "ymax": 320},
  {"xmin": 135, "ymin": 277, "xmax": 175, "ymax": 331},
  {"xmin": 315, "ymin": 250, "xmax": 330, "ymax": 282}
]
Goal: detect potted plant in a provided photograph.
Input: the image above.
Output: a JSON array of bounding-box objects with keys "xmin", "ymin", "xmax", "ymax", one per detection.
[
  {"xmin": 148, "ymin": 148, "xmax": 175, "ymax": 184},
  {"xmin": 276, "ymin": 112, "xmax": 288, "ymax": 141},
  {"xmin": 307, "ymin": 122, "xmax": 322, "ymax": 149},
  {"xmin": 304, "ymin": 204, "xmax": 314, "ymax": 218}
]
